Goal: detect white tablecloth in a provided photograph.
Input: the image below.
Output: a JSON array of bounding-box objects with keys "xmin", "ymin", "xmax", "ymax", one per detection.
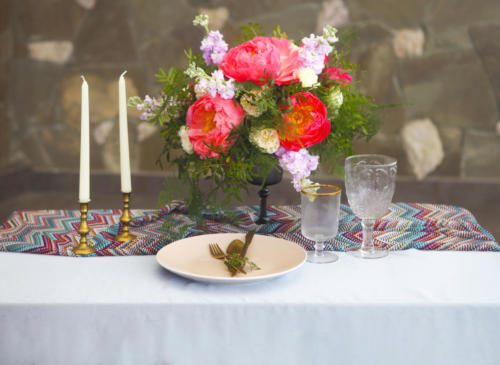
[{"xmin": 1, "ymin": 250, "xmax": 499, "ymax": 365}]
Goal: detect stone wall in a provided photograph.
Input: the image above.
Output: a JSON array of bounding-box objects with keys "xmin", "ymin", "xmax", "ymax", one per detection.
[{"xmin": 1, "ymin": 0, "xmax": 499, "ymax": 180}]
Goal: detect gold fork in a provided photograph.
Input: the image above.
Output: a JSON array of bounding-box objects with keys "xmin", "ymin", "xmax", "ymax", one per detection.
[
  {"xmin": 208, "ymin": 243, "xmax": 226, "ymax": 260},
  {"xmin": 208, "ymin": 243, "xmax": 246, "ymax": 275}
]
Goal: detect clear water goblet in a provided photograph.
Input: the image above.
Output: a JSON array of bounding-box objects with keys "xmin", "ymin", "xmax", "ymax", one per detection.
[
  {"xmin": 301, "ymin": 184, "xmax": 342, "ymax": 264},
  {"xmin": 345, "ymin": 154, "xmax": 397, "ymax": 259}
]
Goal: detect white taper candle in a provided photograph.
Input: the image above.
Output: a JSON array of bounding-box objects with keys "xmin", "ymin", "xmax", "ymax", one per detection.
[
  {"xmin": 119, "ymin": 71, "xmax": 132, "ymax": 193},
  {"xmin": 79, "ymin": 76, "xmax": 90, "ymax": 203}
]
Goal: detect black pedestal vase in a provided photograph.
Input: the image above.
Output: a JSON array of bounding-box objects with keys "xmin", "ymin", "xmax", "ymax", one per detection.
[{"xmin": 247, "ymin": 164, "xmax": 283, "ymax": 224}]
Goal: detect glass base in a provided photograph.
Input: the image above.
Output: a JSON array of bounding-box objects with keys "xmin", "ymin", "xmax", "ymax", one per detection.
[
  {"xmin": 349, "ymin": 247, "xmax": 388, "ymax": 259},
  {"xmin": 306, "ymin": 250, "xmax": 339, "ymax": 264}
]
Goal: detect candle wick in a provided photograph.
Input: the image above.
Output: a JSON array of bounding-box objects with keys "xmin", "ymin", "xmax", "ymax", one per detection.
[{"xmin": 121, "ymin": 70, "xmax": 128, "ymax": 78}]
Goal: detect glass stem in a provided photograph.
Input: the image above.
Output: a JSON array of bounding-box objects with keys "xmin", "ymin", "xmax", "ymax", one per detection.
[
  {"xmin": 314, "ymin": 241, "xmax": 325, "ymax": 257},
  {"xmin": 361, "ymin": 219, "xmax": 375, "ymax": 252}
]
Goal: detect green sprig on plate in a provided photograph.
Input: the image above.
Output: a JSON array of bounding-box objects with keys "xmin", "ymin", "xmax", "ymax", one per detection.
[{"xmin": 224, "ymin": 229, "xmax": 260, "ymax": 276}]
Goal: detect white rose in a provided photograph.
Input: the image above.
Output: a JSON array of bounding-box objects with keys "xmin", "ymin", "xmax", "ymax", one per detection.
[
  {"xmin": 178, "ymin": 126, "xmax": 194, "ymax": 154},
  {"xmin": 249, "ymin": 127, "xmax": 280, "ymax": 154},
  {"xmin": 296, "ymin": 68, "xmax": 319, "ymax": 88},
  {"xmin": 327, "ymin": 88, "xmax": 343, "ymax": 112}
]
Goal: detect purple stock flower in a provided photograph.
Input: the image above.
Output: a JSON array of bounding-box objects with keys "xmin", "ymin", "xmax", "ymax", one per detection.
[
  {"xmin": 137, "ymin": 94, "xmax": 162, "ymax": 120},
  {"xmin": 200, "ymin": 31, "xmax": 228, "ymax": 65},
  {"xmin": 194, "ymin": 70, "xmax": 235, "ymax": 99},
  {"xmin": 299, "ymin": 34, "xmax": 333, "ymax": 75},
  {"xmin": 212, "ymin": 70, "xmax": 235, "ymax": 99},
  {"xmin": 275, "ymin": 147, "xmax": 319, "ymax": 191}
]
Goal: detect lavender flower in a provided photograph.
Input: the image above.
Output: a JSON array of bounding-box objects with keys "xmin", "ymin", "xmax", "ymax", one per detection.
[
  {"xmin": 194, "ymin": 69, "xmax": 235, "ymax": 100},
  {"xmin": 275, "ymin": 147, "xmax": 320, "ymax": 191},
  {"xmin": 194, "ymin": 78, "xmax": 209, "ymax": 98},
  {"xmin": 136, "ymin": 94, "xmax": 162, "ymax": 120},
  {"xmin": 212, "ymin": 70, "xmax": 235, "ymax": 99},
  {"xmin": 299, "ymin": 34, "xmax": 333, "ymax": 75},
  {"xmin": 200, "ymin": 31, "xmax": 228, "ymax": 65}
]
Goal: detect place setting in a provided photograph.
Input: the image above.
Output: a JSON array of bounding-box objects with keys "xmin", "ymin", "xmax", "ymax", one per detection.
[{"xmin": 156, "ymin": 230, "xmax": 307, "ymax": 284}]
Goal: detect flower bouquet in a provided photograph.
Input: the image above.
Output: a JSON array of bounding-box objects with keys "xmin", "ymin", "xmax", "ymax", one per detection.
[{"xmin": 130, "ymin": 14, "xmax": 381, "ymax": 216}]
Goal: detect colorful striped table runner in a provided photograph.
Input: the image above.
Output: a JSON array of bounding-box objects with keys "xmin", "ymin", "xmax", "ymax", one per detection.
[{"xmin": 0, "ymin": 202, "xmax": 497, "ymax": 256}]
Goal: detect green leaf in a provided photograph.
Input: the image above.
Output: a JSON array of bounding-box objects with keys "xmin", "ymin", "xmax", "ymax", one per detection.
[
  {"xmin": 237, "ymin": 22, "xmax": 265, "ymax": 43},
  {"xmin": 272, "ymin": 25, "xmax": 288, "ymax": 39}
]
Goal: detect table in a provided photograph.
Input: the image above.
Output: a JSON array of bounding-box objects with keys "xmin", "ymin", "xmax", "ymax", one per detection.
[{"xmin": 1, "ymin": 250, "xmax": 499, "ymax": 365}]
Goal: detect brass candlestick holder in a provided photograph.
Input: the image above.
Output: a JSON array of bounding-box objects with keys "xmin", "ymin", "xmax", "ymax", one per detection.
[
  {"xmin": 114, "ymin": 192, "xmax": 137, "ymax": 242},
  {"xmin": 74, "ymin": 202, "xmax": 96, "ymax": 256}
]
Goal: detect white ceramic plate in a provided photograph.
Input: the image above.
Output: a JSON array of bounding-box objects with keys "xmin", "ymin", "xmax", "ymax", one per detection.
[{"xmin": 156, "ymin": 233, "xmax": 306, "ymax": 284}]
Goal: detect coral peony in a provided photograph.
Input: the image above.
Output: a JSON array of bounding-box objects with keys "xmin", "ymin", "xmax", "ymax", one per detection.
[
  {"xmin": 323, "ymin": 67, "xmax": 352, "ymax": 85},
  {"xmin": 278, "ymin": 92, "xmax": 331, "ymax": 151},
  {"xmin": 219, "ymin": 37, "xmax": 302, "ymax": 85},
  {"xmin": 186, "ymin": 95, "xmax": 244, "ymax": 158}
]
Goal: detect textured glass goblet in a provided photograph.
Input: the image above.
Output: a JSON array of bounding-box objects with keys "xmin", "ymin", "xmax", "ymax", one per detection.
[
  {"xmin": 301, "ymin": 184, "xmax": 341, "ymax": 264},
  {"xmin": 345, "ymin": 154, "xmax": 397, "ymax": 259}
]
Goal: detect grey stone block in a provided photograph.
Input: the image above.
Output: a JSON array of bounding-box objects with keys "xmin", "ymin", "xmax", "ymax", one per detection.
[
  {"xmin": 463, "ymin": 130, "xmax": 500, "ymax": 178},
  {"xmin": 398, "ymin": 49, "xmax": 497, "ymax": 128}
]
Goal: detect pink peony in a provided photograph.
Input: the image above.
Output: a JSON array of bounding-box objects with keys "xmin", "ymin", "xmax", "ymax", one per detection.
[
  {"xmin": 323, "ymin": 67, "xmax": 352, "ymax": 85},
  {"xmin": 186, "ymin": 95, "xmax": 245, "ymax": 159},
  {"xmin": 219, "ymin": 37, "xmax": 302, "ymax": 85}
]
